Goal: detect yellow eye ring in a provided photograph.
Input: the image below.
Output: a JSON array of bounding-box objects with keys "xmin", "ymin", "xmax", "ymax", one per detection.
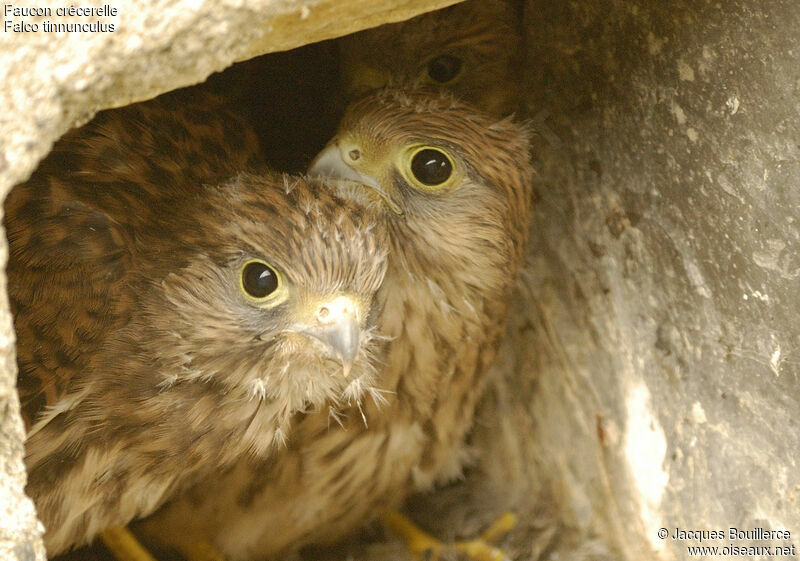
[
  {"xmin": 239, "ymin": 259, "xmax": 288, "ymax": 306},
  {"xmin": 400, "ymin": 145, "xmax": 459, "ymax": 192}
]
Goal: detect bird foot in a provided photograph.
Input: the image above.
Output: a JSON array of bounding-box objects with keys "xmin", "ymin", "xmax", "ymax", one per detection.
[
  {"xmin": 102, "ymin": 527, "xmax": 227, "ymax": 561},
  {"xmin": 383, "ymin": 510, "xmax": 517, "ymax": 561},
  {"xmin": 101, "ymin": 526, "xmax": 159, "ymax": 561}
]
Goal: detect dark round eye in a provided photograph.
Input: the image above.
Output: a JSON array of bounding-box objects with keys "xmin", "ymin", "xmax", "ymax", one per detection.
[
  {"xmin": 426, "ymin": 55, "xmax": 463, "ymax": 84},
  {"xmin": 241, "ymin": 260, "xmax": 279, "ymax": 300},
  {"xmin": 410, "ymin": 148, "xmax": 454, "ymax": 186}
]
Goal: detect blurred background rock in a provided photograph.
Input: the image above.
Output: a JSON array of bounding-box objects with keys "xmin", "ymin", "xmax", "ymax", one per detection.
[{"xmin": 2, "ymin": 1, "xmax": 799, "ymax": 560}]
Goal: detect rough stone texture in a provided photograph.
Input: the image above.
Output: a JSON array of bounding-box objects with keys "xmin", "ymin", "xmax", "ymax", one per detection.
[
  {"xmin": 0, "ymin": 239, "xmax": 42, "ymax": 560},
  {"xmin": 3, "ymin": 0, "xmax": 800, "ymax": 560},
  {"xmin": 0, "ymin": 0, "xmax": 462, "ymax": 191},
  {"xmin": 507, "ymin": 0, "xmax": 800, "ymax": 558},
  {"xmin": 0, "ymin": 1, "xmax": 459, "ymax": 559}
]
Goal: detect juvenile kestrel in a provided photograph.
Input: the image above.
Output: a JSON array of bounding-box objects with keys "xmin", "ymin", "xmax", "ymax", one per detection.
[
  {"xmin": 5, "ymin": 91, "xmax": 388, "ymax": 556},
  {"xmin": 338, "ymin": 0, "xmax": 524, "ymax": 116},
  {"xmin": 139, "ymin": 89, "xmax": 532, "ymax": 560}
]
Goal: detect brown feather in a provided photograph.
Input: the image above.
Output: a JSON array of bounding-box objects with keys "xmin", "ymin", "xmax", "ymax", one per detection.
[
  {"xmin": 339, "ymin": 0, "xmax": 524, "ymax": 116},
  {"xmin": 6, "ymin": 91, "xmax": 388, "ymax": 555},
  {"xmin": 140, "ymin": 89, "xmax": 533, "ymax": 560}
]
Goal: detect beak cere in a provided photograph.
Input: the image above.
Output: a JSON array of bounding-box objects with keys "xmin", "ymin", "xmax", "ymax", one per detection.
[
  {"xmin": 302, "ymin": 296, "xmax": 361, "ymax": 377},
  {"xmin": 308, "ymin": 144, "xmax": 404, "ymax": 215},
  {"xmin": 308, "ymin": 144, "xmax": 365, "ymax": 184}
]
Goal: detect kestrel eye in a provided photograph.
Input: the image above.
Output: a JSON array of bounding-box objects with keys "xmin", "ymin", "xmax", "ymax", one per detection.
[
  {"xmin": 410, "ymin": 148, "xmax": 454, "ymax": 187},
  {"xmin": 240, "ymin": 260, "xmax": 280, "ymax": 300},
  {"xmin": 426, "ymin": 55, "xmax": 463, "ymax": 84}
]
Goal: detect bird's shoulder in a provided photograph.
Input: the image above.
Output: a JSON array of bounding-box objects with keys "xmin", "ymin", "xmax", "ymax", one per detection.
[
  {"xmin": 5, "ymin": 89, "xmax": 263, "ymax": 430},
  {"xmin": 5, "ymin": 169, "xmax": 138, "ymax": 429}
]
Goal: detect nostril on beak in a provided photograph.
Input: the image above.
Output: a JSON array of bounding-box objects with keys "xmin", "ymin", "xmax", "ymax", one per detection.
[{"xmin": 303, "ymin": 297, "xmax": 361, "ymax": 377}]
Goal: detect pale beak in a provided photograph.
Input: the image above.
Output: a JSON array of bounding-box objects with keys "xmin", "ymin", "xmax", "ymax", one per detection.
[
  {"xmin": 301, "ymin": 296, "xmax": 361, "ymax": 377},
  {"xmin": 309, "ymin": 145, "xmax": 403, "ymax": 215}
]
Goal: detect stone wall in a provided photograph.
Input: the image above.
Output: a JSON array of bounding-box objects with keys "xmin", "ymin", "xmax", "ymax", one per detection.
[
  {"xmin": 512, "ymin": 0, "xmax": 800, "ymax": 558},
  {"xmin": 2, "ymin": 0, "xmax": 799, "ymax": 560}
]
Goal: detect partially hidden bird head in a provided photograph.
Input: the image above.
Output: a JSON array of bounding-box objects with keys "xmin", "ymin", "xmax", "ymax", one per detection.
[
  {"xmin": 338, "ymin": 0, "xmax": 523, "ymax": 116},
  {"xmin": 141, "ymin": 174, "xmax": 389, "ymax": 429},
  {"xmin": 308, "ymin": 88, "xmax": 533, "ymax": 293}
]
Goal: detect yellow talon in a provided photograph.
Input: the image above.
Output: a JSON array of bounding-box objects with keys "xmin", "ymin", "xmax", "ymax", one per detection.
[
  {"xmin": 383, "ymin": 509, "xmax": 444, "ymax": 557},
  {"xmin": 101, "ymin": 526, "xmax": 228, "ymax": 561},
  {"xmin": 383, "ymin": 509, "xmax": 517, "ymax": 561},
  {"xmin": 100, "ymin": 526, "xmax": 158, "ymax": 561},
  {"xmin": 479, "ymin": 512, "xmax": 518, "ymax": 543}
]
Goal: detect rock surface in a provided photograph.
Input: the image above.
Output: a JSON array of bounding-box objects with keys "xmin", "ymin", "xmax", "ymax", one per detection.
[
  {"xmin": 2, "ymin": 0, "xmax": 799, "ymax": 560},
  {"xmin": 507, "ymin": 0, "xmax": 800, "ymax": 558}
]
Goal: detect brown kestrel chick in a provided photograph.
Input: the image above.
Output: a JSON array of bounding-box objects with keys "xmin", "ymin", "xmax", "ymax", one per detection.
[
  {"xmin": 5, "ymin": 92, "xmax": 388, "ymax": 556},
  {"xmin": 339, "ymin": 0, "xmax": 524, "ymax": 116},
  {"xmin": 139, "ymin": 89, "xmax": 532, "ymax": 560}
]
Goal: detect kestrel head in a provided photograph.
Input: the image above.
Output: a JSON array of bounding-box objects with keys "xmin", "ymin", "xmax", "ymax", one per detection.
[
  {"xmin": 308, "ymin": 89, "xmax": 532, "ymax": 288},
  {"xmin": 7, "ymin": 94, "xmax": 392, "ymax": 555},
  {"xmin": 339, "ymin": 0, "xmax": 523, "ymax": 116},
  {"xmin": 127, "ymin": 174, "xmax": 389, "ymax": 433}
]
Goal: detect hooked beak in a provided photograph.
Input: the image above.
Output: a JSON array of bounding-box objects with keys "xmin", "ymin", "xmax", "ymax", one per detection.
[
  {"xmin": 300, "ymin": 296, "xmax": 361, "ymax": 377},
  {"xmin": 309, "ymin": 144, "xmax": 403, "ymax": 215}
]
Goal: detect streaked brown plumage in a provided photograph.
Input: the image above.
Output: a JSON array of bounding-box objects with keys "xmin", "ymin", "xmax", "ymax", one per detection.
[
  {"xmin": 339, "ymin": 0, "xmax": 524, "ymax": 116},
  {"xmin": 6, "ymin": 92, "xmax": 388, "ymax": 556},
  {"xmin": 141, "ymin": 89, "xmax": 532, "ymax": 560}
]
